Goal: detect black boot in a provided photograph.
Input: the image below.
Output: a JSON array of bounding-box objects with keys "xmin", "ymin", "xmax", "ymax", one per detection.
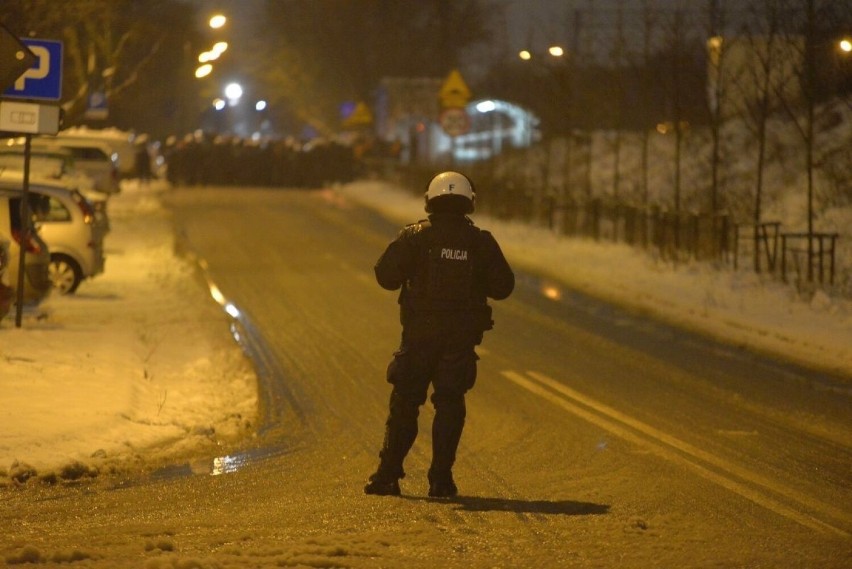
[
  {"xmin": 364, "ymin": 472, "xmax": 401, "ymax": 496},
  {"xmin": 427, "ymin": 470, "xmax": 458, "ymax": 498},
  {"xmin": 364, "ymin": 455, "xmax": 404, "ymax": 497}
]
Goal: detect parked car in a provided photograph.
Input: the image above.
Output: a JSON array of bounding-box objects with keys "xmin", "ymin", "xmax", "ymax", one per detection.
[
  {"xmin": 0, "ymin": 173, "xmax": 107, "ymax": 294},
  {"xmin": 0, "ymin": 191, "xmax": 51, "ymax": 305},
  {"xmin": 3, "ymin": 136, "xmax": 120, "ymax": 195},
  {"xmin": 0, "ymin": 146, "xmax": 110, "ymax": 233},
  {"xmin": 57, "ymin": 126, "xmax": 138, "ymax": 179},
  {"xmin": 0, "ymin": 238, "xmax": 14, "ymax": 320}
]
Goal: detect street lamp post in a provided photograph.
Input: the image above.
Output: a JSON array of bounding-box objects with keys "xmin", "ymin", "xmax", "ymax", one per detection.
[
  {"xmin": 519, "ymin": 46, "xmax": 573, "ymax": 228},
  {"xmin": 183, "ymin": 13, "xmax": 230, "ymax": 134},
  {"xmin": 837, "ymin": 37, "xmax": 851, "ymax": 95},
  {"xmin": 209, "ymin": 14, "xmax": 227, "ymax": 30},
  {"xmin": 517, "ymin": 47, "xmax": 572, "ymax": 137}
]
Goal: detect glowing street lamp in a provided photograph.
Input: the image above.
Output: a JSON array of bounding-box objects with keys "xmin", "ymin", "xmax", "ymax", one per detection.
[
  {"xmin": 520, "ymin": 46, "xmax": 566, "ymax": 61},
  {"xmin": 195, "ymin": 64, "xmax": 213, "ymax": 78},
  {"xmin": 225, "ymin": 83, "xmax": 242, "ymax": 99},
  {"xmin": 225, "ymin": 82, "xmax": 243, "ymax": 106},
  {"xmin": 199, "ymin": 42, "xmax": 228, "ymax": 64},
  {"xmin": 840, "ymin": 38, "xmax": 852, "ymax": 54},
  {"xmin": 476, "ymin": 100, "xmax": 496, "ymax": 113},
  {"xmin": 255, "ymin": 100, "xmax": 267, "ymax": 111},
  {"xmin": 209, "ymin": 14, "xmax": 227, "ymax": 29}
]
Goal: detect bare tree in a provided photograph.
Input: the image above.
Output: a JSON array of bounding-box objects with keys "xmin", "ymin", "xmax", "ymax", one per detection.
[
  {"xmin": 608, "ymin": 0, "xmax": 628, "ymax": 200},
  {"xmin": 774, "ymin": 0, "xmax": 849, "ymax": 281},
  {"xmin": 560, "ymin": 3, "xmax": 581, "ymax": 206},
  {"xmin": 637, "ymin": 0, "xmax": 659, "ymax": 207},
  {"xmin": 703, "ymin": 0, "xmax": 745, "ymax": 259},
  {"xmin": 1, "ymin": 0, "xmax": 201, "ymax": 137},
  {"xmin": 654, "ymin": 7, "xmax": 695, "ymax": 255},
  {"xmin": 734, "ymin": 0, "xmax": 798, "ymax": 272},
  {"xmin": 576, "ymin": 0, "xmax": 600, "ymax": 200},
  {"xmin": 705, "ymin": 0, "xmax": 729, "ymax": 215},
  {"xmin": 252, "ymin": 0, "xmax": 494, "ymax": 136}
]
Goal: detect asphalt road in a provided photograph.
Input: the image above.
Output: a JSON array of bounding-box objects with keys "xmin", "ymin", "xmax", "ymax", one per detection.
[
  {"xmin": 168, "ymin": 186, "xmax": 850, "ymax": 559},
  {"xmin": 4, "ymin": 186, "xmax": 849, "ymax": 568}
]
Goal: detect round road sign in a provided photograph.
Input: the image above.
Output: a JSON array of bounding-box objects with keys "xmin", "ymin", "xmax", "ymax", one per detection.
[{"xmin": 439, "ymin": 108, "xmax": 470, "ymax": 137}]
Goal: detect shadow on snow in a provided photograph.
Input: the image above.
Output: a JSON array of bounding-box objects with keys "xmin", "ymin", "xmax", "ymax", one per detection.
[{"xmin": 406, "ymin": 495, "xmax": 610, "ymax": 516}]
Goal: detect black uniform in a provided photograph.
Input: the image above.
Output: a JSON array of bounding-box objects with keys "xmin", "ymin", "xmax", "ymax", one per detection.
[{"xmin": 369, "ymin": 210, "xmax": 514, "ymax": 495}]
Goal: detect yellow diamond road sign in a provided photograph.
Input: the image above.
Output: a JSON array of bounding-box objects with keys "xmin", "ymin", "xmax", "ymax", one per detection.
[
  {"xmin": 343, "ymin": 101, "xmax": 373, "ymax": 127},
  {"xmin": 439, "ymin": 69, "xmax": 471, "ymax": 109}
]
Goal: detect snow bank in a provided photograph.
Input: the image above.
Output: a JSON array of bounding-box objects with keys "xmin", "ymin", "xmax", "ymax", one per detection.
[{"xmin": 0, "ymin": 181, "xmax": 257, "ymax": 484}]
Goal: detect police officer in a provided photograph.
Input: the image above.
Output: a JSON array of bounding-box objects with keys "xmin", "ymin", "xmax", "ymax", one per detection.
[{"xmin": 365, "ymin": 171, "xmax": 515, "ymax": 498}]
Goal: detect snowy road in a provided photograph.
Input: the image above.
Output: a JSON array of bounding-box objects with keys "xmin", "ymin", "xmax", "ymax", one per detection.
[{"xmin": 3, "ymin": 186, "xmax": 849, "ymax": 567}]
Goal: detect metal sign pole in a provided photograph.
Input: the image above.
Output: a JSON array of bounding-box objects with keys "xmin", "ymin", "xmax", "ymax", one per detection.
[
  {"xmin": 1, "ymin": 28, "xmax": 62, "ymax": 327},
  {"xmin": 14, "ymin": 133, "xmax": 32, "ymax": 328}
]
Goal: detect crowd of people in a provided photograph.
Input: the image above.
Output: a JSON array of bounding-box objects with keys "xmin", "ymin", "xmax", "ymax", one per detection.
[{"xmin": 163, "ymin": 133, "xmax": 362, "ymax": 188}]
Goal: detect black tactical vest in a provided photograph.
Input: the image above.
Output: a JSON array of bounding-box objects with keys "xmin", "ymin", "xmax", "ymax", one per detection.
[{"xmin": 404, "ymin": 220, "xmax": 480, "ymax": 312}]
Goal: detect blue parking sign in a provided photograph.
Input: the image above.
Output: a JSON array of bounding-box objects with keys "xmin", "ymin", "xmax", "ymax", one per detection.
[{"xmin": 2, "ymin": 38, "xmax": 63, "ymax": 101}]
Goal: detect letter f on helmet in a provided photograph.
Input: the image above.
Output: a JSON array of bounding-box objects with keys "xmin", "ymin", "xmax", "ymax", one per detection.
[{"xmin": 424, "ymin": 171, "xmax": 475, "ymax": 213}]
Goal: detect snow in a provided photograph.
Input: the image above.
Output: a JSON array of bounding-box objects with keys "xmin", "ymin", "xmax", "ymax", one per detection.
[
  {"xmin": 1, "ymin": 172, "xmax": 848, "ymax": 486},
  {"xmin": 0, "ymin": 180, "xmax": 257, "ymax": 483}
]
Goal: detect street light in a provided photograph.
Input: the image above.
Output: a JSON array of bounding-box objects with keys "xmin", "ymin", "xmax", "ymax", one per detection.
[
  {"xmin": 520, "ymin": 47, "xmax": 566, "ymax": 61},
  {"xmin": 225, "ymin": 82, "xmax": 243, "ymax": 106},
  {"xmin": 474, "ymin": 100, "xmax": 502, "ymax": 157},
  {"xmin": 209, "ymin": 14, "xmax": 227, "ymax": 29},
  {"xmin": 199, "ymin": 42, "xmax": 228, "ymax": 63},
  {"xmin": 517, "ymin": 45, "xmax": 574, "ymax": 220},
  {"xmin": 476, "ymin": 100, "xmax": 496, "ymax": 113},
  {"xmin": 195, "ymin": 64, "xmax": 213, "ymax": 78},
  {"xmin": 840, "ymin": 38, "xmax": 852, "ymax": 54}
]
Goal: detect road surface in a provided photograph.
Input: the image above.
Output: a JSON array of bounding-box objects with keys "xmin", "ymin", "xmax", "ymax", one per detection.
[{"xmin": 3, "ymin": 186, "xmax": 850, "ymax": 568}]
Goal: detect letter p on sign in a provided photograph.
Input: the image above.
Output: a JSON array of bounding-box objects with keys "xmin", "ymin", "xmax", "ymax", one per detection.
[
  {"xmin": 15, "ymin": 45, "xmax": 49, "ymax": 89},
  {"xmin": 2, "ymin": 38, "xmax": 63, "ymax": 101}
]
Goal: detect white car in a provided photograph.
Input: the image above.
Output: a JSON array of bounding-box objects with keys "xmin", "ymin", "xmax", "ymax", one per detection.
[
  {"xmin": 0, "ymin": 145, "xmax": 96, "ymax": 192},
  {"xmin": 0, "ymin": 173, "xmax": 107, "ymax": 294},
  {"xmin": 0, "ymin": 146, "xmax": 110, "ymax": 233},
  {"xmin": 3, "ymin": 136, "xmax": 120, "ymax": 195},
  {"xmin": 57, "ymin": 126, "xmax": 138, "ymax": 179}
]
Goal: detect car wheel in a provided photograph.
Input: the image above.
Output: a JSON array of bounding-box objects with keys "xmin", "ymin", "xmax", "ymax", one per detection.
[{"xmin": 49, "ymin": 254, "xmax": 83, "ymax": 294}]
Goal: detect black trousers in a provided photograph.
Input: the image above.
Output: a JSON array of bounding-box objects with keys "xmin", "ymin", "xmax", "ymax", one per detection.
[{"xmin": 376, "ymin": 328, "xmax": 479, "ymax": 481}]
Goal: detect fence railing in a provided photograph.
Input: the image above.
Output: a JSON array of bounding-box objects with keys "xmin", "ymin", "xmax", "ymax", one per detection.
[
  {"xmin": 733, "ymin": 222, "xmax": 782, "ymax": 272},
  {"xmin": 535, "ymin": 198, "xmax": 736, "ymax": 263},
  {"xmin": 781, "ymin": 232, "xmax": 840, "ymax": 285}
]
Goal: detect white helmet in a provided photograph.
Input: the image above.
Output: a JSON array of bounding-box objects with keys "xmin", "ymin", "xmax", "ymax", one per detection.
[{"xmin": 424, "ymin": 171, "xmax": 475, "ymax": 213}]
